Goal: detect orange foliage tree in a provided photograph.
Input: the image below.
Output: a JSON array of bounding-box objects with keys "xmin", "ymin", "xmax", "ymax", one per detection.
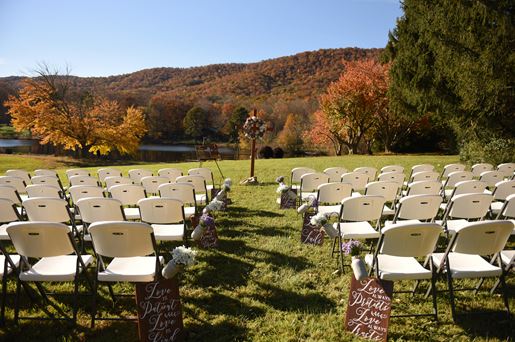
[
  {"xmin": 4, "ymin": 67, "xmax": 147, "ymax": 157},
  {"xmin": 307, "ymin": 60, "xmax": 391, "ymax": 155},
  {"xmin": 278, "ymin": 113, "xmax": 307, "ymax": 154}
]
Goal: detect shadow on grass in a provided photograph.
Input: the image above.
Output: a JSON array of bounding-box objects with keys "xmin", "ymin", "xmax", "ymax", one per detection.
[
  {"xmin": 226, "ymin": 206, "xmax": 283, "ymax": 218},
  {"xmin": 192, "ymin": 251, "xmax": 255, "ymax": 289},
  {"xmin": 184, "ymin": 292, "xmax": 264, "ymax": 318},
  {"xmin": 251, "ymin": 281, "xmax": 334, "ymax": 313},
  {"xmin": 185, "ymin": 317, "xmax": 247, "ymax": 342},
  {"xmin": 247, "ymin": 246, "xmax": 313, "ymax": 271}
]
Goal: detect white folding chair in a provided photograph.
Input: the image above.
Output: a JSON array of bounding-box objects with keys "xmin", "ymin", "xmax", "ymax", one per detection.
[
  {"xmin": 441, "ymin": 193, "xmax": 493, "ymax": 233},
  {"xmin": 377, "ymin": 172, "xmax": 405, "ymax": 187},
  {"xmin": 432, "ymin": 220, "xmax": 513, "ymax": 321},
  {"xmin": 0, "ymin": 176, "xmax": 27, "ymax": 201},
  {"xmin": 380, "ymin": 165, "xmax": 404, "ymax": 174},
  {"xmin": 323, "ymin": 167, "xmax": 348, "ymax": 183},
  {"xmin": 490, "ymin": 180, "xmax": 515, "ymax": 217},
  {"xmin": 299, "ymin": 173, "xmax": 329, "ymax": 202},
  {"xmin": 407, "ymin": 164, "xmax": 435, "ymax": 182},
  {"xmin": 128, "ymin": 169, "xmax": 153, "ymax": 185},
  {"xmin": 97, "ymin": 168, "xmax": 122, "ymax": 183},
  {"xmin": 365, "ymin": 181, "xmax": 401, "ymax": 216},
  {"xmin": 325, "ymin": 195, "xmax": 385, "ymax": 273},
  {"xmin": 138, "ymin": 198, "xmax": 186, "ymax": 242},
  {"xmin": 290, "ymin": 167, "xmax": 316, "ymax": 190},
  {"xmin": 479, "ymin": 171, "xmax": 504, "ymax": 190},
  {"xmin": 68, "ymin": 185, "xmax": 105, "ymax": 204},
  {"xmin": 0, "ymin": 185, "xmax": 24, "ymax": 216},
  {"xmin": 440, "ymin": 180, "xmax": 488, "ymax": 211},
  {"xmin": 316, "ymin": 182, "xmax": 352, "ymax": 215},
  {"xmin": 188, "ymin": 168, "xmax": 215, "ymax": 191},
  {"xmin": 366, "ymin": 223, "xmax": 442, "ymax": 320},
  {"xmin": 158, "ymin": 183, "xmax": 197, "ymax": 219},
  {"xmin": 65, "ymin": 168, "xmax": 90, "ymax": 181},
  {"xmin": 496, "ymin": 193, "xmax": 515, "ymax": 221},
  {"xmin": 404, "ymin": 180, "xmax": 442, "ymax": 197},
  {"xmin": 104, "ymin": 176, "xmax": 133, "ymax": 190},
  {"xmin": 5, "ymin": 169, "xmax": 31, "ymax": 185},
  {"xmin": 33, "ymin": 169, "xmax": 58, "ymax": 178},
  {"xmin": 471, "ymin": 163, "xmax": 493, "ymax": 178},
  {"xmin": 176, "ymin": 175, "xmax": 208, "ymax": 204},
  {"xmin": 340, "ymin": 172, "xmax": 369, "ymax": 195},
  {"xmin": 25, "ymin": 184, "xmax": 63, "ymax": 199},
  {"xmin": 440, "ymin": 163, "xmax": 466, "ymax": 181},
  {"xmin": 7, "ymin": 221, "xmax": 93, "ymax": 324},
  {"xmin": 158, "ymin": 168, "xmax": 183, "ymax": 182},
  {"xmin": 76, "ymin": 197, "xmax": 126, "ymax": 241},
  {"xmin": 353, "ymin": 166, "xmax": 377, "ymax": 182},
  {"xmin": 30, "ymin": 175, "xmax": 64, "ymax": 193},
  {"xmin": 441, "ymin": 171, "xmax": 474, "ymax": 199},
  {"xmin": 497, "ymin": 163, "xmax": 515, "ymax": 179},
  {"xmin": 109, "ymin": 184, "xmax": 146, "ymax": 220},
  {"xmin": 408, "ymin": 171, "xmax": 440, "ymax": 185},
  {"xmin": 140, "ymin": 176, "xmax": 170, "ymax": 196},
  {"xmin": 88, "ymin": 221, "xmax": 162, "ymax": 327},
  {"xmin": 69, "ymin": 175, "xmax": 101, "ymax": 187},
  {"xmin": 388, "ymin": 194, "xmax": 442, "ymax": 225}
]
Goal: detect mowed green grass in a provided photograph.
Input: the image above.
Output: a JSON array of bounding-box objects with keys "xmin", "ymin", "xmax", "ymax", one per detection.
[{"xmin": 0, "ymin": 153, "xmax": 513, "ymax": 341}]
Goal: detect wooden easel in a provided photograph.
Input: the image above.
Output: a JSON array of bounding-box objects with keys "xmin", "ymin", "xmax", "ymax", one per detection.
[{"xmin": 195, "ymin": 143, "xmax": 225, "ymax": 179}]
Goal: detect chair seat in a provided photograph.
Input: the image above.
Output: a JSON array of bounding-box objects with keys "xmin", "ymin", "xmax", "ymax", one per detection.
[
  {"xmin": 382, "ymin": 205, "xmax": 395, "ymax": 216},
  {"xmin": 385, "ymin": 219, "xmax": 422, "ymax": 227},
  {"xmin": 98, "ymin": 256, "xmax": 164, "ymax": 282},
  {"xmin": 432, "ymin": 253, "xmax": 502, "ymax": 279},
  {"xmin": 445, "ymin": 219, "xmax": 469, "ymax": 233},
  {"xmin": 206, "ymin": 184, "xmax": 214, "ymax": 191},
  {"xmin": 317, "ymin": 205, "xmax": 341, "ymax": 215},
  {"xmin": 184, "ymin": 206, "xmax": 196, "ymax": 218},
  {"xmin": 490, "ymin": 201, "xmax": 504, "ymax": 215},
  {"xmin": 20, "ymin": 255, "xmax": 93, "ymax": 282},
  {"xmin": 123, "ymin": 207, "xmax": 141, "ymax": 220},
  {"xmin": 19, "ymin": 194, "xmax": 29, "ymax": 202},
  {"xmin": 364, "ymin": 254, "xmax": 432, "ymax": 281},
  {"xmin": 195, "ymin": 194, "xmax": 207, "ymax": 205},
  {"xmin": 151, "ymin": 224, "xmax": 184, "ymax": 241},
  {"xmin": 331, "ymin": 222, "xmax": 380, "ymax": 239},
  {"xmin": 500, "ymin": 250, "xmax": 514, "ymax": 266},
  {"xmin": 0, "ymin": 224, "xmax": 10, "ymax": 240},
  {"xmin": 301, "ymin": 192, "xmax": 317, "ymax": 201},
  {"xmin": 444, "ymin": 189, "xmax": 453, "ymax": 199},
  {"xmin": 0, "ymin": 255, "xmax": 20, "ymax": 278}
]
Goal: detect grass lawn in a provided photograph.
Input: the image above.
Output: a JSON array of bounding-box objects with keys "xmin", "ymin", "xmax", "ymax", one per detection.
[{"xmin": 0, "ymin": 153, "xmax": 513, "ymax": 341}]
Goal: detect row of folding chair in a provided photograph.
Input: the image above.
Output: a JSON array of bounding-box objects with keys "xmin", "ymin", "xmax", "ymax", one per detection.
[{"xmin": 0, "ymin": 220, "xmax": 164, "ymax": 327}]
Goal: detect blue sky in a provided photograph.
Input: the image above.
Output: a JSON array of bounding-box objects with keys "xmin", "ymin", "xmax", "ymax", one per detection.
[{"xmin": 0, "ymin": 0, "xmax": 402, "ymax": 77}]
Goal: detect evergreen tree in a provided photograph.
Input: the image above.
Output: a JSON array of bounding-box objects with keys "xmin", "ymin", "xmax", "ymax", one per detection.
[
  {"xmin": 227, "ymin": 106, "xmax": 248, "ymax": 142},
  {"xmin": 183, "ymin": 106, "xmax": 207, "ymax": 140}
]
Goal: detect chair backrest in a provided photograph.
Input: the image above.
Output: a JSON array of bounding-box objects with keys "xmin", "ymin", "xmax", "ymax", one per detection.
[
  {"xmin": 109, "ymin": 184, "xmax": 146, "ymax": 206},
  {"xmin": 7, "ymin": 221, "xmax": 75, "ymax": 258},
  {"xmin": 340, "ymin": 172, "xmax": 369, "ymax": 192},
  {"xmin": 410, "ymin": 171, "xmax": 439, "ymax": 183},
  {"xmin": 0, "ymin": 185, "xmax": 22, "ymax": 205},
  {"xmin": 6, "ymin": 169, "xmax": 31, "ymax": 184},
  {"xmin": 26, "ymin": 184, "xmax": 62, "ymax": 199},
  {"xmin": 341, "ymin": 195, "xmax": 385, "ymax": 222},
  {"xmin": 394, "ymin": 194, "xmax": 442, "ymax": 222},
  {"xmin": 300, "ymin": 173, "xmax": 329, "ymax": 192},
  {"xmin": 69, "ymin": 175, "xmax": 100, "ymax": 187},
  {"xmin": 498, "ymin": 194, "xmax": 515, "ymax": 219},
  {"xmin": 479, "ymin": 171, "xmax": 504, "ymax": 188},
  {"xmin": 471, "ymin": 163, "xmax": 493, "ymax": 178},
  {"xmin": 365, "ymin": 181, "xmax": 400, "ymax": 203},
  {"xmin": 76, "ymin": 197, "xmax": 125, "ymax": 224},
  {"xmin": 323, "ymin": 167, "xmax": 348, "ymax": 183},
  {"xmin": 97, "ymin": 168, "xmax": 122, "ymax": 182},
  {"xmin": 69, "ymin": 185, "xmax": 105, "ymax": 204},
  {"xmin": 89, "ymin": 221, "xmax": 156, "ymax": 257},
  {"xmin": 491, "ymin": 180, "xmax": 515, "ymax": 201},
  {"xmin": 377, "ymin": 172, "xmax": 405, "ymax": 186},
  {"xmin": 0, "ymin": 176, "xmax": 26, "ymax": 193},
  {"xmin": 176, "ymin": 175, "xmax": 207, "ymax": 194},
  {"xmin": 33, "ymin": 169, "xmax": 58, "ymax": 177},
  {"xmin": 443, "ymin": 171, "xmax": 474, "ymax": 188},
  {"xmin": 380, "ymin": 223, "xmax": 442, "ymax": 257},
  {"xmin": 30, "ymin": 175, "xmax": 62, "ymax": 189},
  {"xmin": 353, "ymin": 167, "xmax": 377, "ymax": 182},
  {"xmin": 450, "ymin": 221, "xmax": 513, "ymax": 255},
  {"xmin": 441, "ymin": 163, "xmax": 466, "ymax": 179},
  {"xmin": 497, "ymin": 163, "xmax": 515, "ymax": 178},
  {"xmin": 409, "ymin": 164, "xmax": 435, "ymax": 179},
  {"xmin": 317, "ymin": 182, "xmax": 352, "ymax": 204},
  {"xmin": 128, "ymin": 169, "xmax": 153, "ymax": 184},
  {"xmin": 158, "ymin": 168, "xmax": 183, "ymax": 182},
  {"xmin": 66, "ymin": 168, "xmax": 90, "ymax": 180},
  {"xmin": 23, "ymin": 197, "xmax": 72, "ymax": 223},
  {"xmin": 158, "ymin": 183, "xmax": 195, "ymax": 205},
  {"xmin": 446, "ymin": 193, "xmax": 493, "ymax": 220},
  {"xmin": 291, "ymin": 167, "xmax": 316, "ymax": 184},
  {"xmin": 406, "ymin": 180, "xmax": 442, "ymax": 196},
  {"xmin": 188, "ymin": 168, "xmax": 214, "ymax": 185},
  {"xmin": 105, "ymin": 176, "xmax": 133, "ymax": 190},
  {"xmin": 0, "ymin": 198, "xmax": 21, "ymax": 223},
  {"xmin": 140, "ymin": 176, "xmax": 170, "ymax": 195},
  {"xmin": 138, "ymin": 198, "xmax": 185, "ymax": 224},
  {"xmin": 450, "ymin": 180, "xmax": 487, "ymax": 197},
  {"xmin": 380, "ymin": 165, "xmax": 404, "ymax": 174}
]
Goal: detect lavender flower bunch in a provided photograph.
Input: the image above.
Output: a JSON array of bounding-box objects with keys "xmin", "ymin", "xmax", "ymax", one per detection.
[
  {"xmin": 199, "ymin": 213, "xmax": 215, "ymax": 227},
  {"xmin": 342, "ymin": 240, "xmax": 362, "ymax": 257}
]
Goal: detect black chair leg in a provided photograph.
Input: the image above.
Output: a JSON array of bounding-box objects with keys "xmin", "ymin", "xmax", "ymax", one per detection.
[
  {"xmin": 0, "ymin": 273, "xmax": 7, "ymax": 326},
  {"xmin": 499, "ymin": 273, "xmax": 511, "ymax": 318},
  {"xmin": 14, "ymin": 276, "xmax": 21, "ymax": 325},
  {"xmin": 73, "ymin": 276, "xmax": 78, "ymax": 324},
  {"xmin": 445, "ymin": 263, "xmax": 457, "ymax": 322},
  {"xmin": 91, "ymin": 280, "xmax": 97, "ymax": 328}
]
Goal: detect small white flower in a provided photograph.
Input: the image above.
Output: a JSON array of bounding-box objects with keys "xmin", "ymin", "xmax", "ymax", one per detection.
[{"xmin": 171, "ymin": 245, "xmax": 197, "ymax": 266}]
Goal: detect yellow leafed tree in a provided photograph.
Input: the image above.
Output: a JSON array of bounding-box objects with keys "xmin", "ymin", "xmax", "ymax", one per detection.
[{"xmin": 4, "ymin": 66, "xmax": 147, "ymax": 157}]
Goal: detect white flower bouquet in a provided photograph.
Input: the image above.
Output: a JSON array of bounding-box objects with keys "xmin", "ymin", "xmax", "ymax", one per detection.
[{"xmin": 171, "ymin": 245, "xmax": 197, "ymax": 266}]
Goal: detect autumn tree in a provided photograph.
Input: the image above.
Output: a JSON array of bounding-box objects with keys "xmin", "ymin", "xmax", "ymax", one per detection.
[
  {"xmin": 226, "ymin": 106, "xmax": 249, "ymax": 142},
  {"xmin": 318, "ymin": 60, "xmax": 390, "ymax": 154},
  {"xmin": 4, "ymin": 67, "xmax": 147, "ymax": 157},
  {"xmin": 303, "ymin": 110, "xmax": 348, "ymax": 155},
  {"xmin": 183, "ymin": 106, "xmax": 207, "ymax": 141},
  {"xmin": 146, "ymin": 93, "xmax": 190, "ymax": 141},
  {"xmin": 278, "ymin": 113, "xmax": 307, "ymax": 154}
]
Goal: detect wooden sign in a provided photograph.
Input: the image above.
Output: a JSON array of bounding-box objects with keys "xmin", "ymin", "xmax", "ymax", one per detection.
[
  {"xmin": 199, "ymin": 218, "xmax": 218, "ymax": 248},
  {"xmin": 279, "ymin": 188, "xmax": 297, "ymax": 209},
  {"xmin": 136, "ymin": 278, "xmax": 185, "ymax": 342},
  {"xmin": 344, "ymin": 277, "xmax": 393, "ymax": 341},
  {"xmin": 190, "ymin": 213, "xmax": 200, "ymax": 229},
  {"xmin": 301, "ymin": 213, "xmax": 324, "ymax": 245}
]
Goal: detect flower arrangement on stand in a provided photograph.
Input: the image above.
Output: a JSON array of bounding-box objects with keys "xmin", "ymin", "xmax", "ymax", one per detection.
[
  {"xmin": 214, "ymin": 178, "xmax": 232, "ymax": 205},
  {"xmin": 275, "ymin": 176, "xmax": 297, "ymax": 202},
  {"xmin": 191, "ymin": 213, "xmax": 215, "ymax": 241},
  {"xmin": 342, "ymin": 240, "xmax": 367, "ymax": 281},
  {"xmin": 297, "ymin": 195, "xmax": 318, "ymax": 214},
  {"xmin": 162, "ymin": 245, "xmax": 197, "ymax": 279}
]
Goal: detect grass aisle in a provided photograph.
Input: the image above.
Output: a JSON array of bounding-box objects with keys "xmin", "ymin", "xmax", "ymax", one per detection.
[{"xmin": 0, "ymin": 154, "xmax": 513, "ymax": 341}]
